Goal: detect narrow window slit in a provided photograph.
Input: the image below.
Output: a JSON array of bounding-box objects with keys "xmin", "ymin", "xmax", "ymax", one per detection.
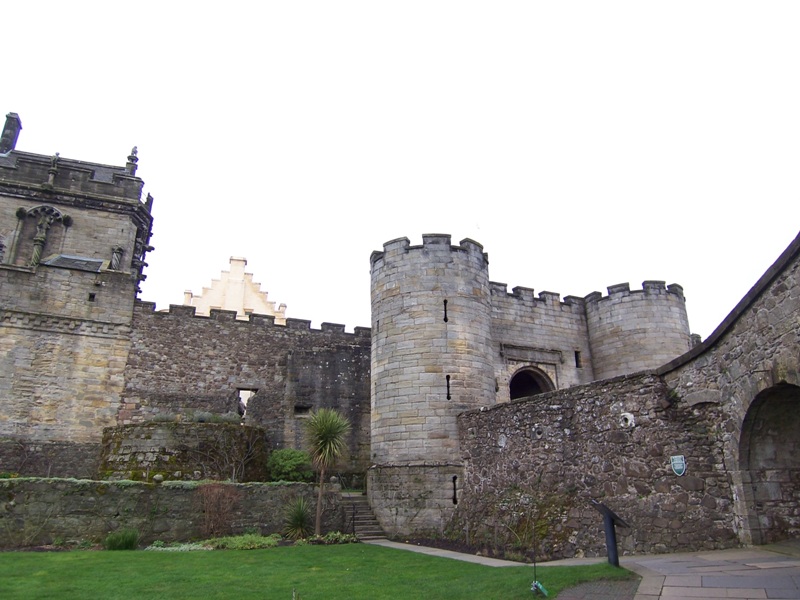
[
  {"xmin": 446, "ymin": 374, "xmax": 451, "ymax": 400},
  {"xmin": 452, "ymin": 475, "xmax": 458, "ymax": 505},
  {"xmin": 443, "ymin": 299, "xmax": 448, "ymax": 323},
  {"xmin": 575, "ymin": 351, "xmax": 582, "ymax": 368}
]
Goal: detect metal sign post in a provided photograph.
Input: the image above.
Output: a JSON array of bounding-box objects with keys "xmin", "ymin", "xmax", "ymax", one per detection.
[{"xmin": 590, "ymin": 500, "xmax": 630, "ymax": 567}]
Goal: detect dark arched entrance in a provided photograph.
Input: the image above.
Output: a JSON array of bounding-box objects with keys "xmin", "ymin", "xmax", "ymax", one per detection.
[
  {"xmin": 739, "ymin": 382, "xmax": 800, "ymax": 544},
  {"xmin": 509, "ymin": 368, "xmax": 554, "ymax": 400}
]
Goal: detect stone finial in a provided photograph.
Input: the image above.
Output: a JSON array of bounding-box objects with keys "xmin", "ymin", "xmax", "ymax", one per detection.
[
  {"xmin": 46, "ymin": 153, "xmax": 60, "ymax": 187},
  {"xmin": 0, "ymin": 112, "xmax": 22, "ymax": 153},
  {"xmin": 126, "ymin": 146, "xmax": 139, "ymax": 175}
]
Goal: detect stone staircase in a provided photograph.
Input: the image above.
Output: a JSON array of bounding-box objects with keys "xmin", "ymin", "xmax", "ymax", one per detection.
[{"xmin": 342, "ymin": 492, "xmax": 385, "ymax": 540}]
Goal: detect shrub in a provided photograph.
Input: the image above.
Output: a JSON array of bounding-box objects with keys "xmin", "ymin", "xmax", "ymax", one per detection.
[
  {"xmin": 196, "ymin": 483, "xmax": 242, "ymax": 538},
  {"xmin": 267, "ymin": 449, "xmax": 314, "ymax": 482},
  {"xmin": 283, "ymin": 496, "xmax": 313, "ymax": 540},
  {"xmin": 103, "ymin": 529, "xmax": 139, "ymax": 550}
]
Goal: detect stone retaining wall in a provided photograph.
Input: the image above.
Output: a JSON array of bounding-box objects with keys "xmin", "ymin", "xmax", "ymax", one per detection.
[{"xmin": 0, "ymin": 478, "xmax": 343, "ymax": 548}]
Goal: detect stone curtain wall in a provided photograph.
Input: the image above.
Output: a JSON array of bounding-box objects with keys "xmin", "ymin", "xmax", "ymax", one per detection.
[
  {"xmin": 123, "ymin": 303, "xmax": 372, "ymax": 474},
  {"xmin": 454, "ymin": 373, "xmax": 737, "ymax": 560},
  {"xmin": 0, "ymin": 440, "xmax": 99, "ymax": 479},
  {"xmin": 489, "ymin": 284, "xmax": 596, "ymax": 397},
  {"xmin": 0, "ymin": 479, "xmax": 343, "ymax": 549},
  {"xmin": 661, "ymin": 232, "xmax": 800, "ymax": 545}
]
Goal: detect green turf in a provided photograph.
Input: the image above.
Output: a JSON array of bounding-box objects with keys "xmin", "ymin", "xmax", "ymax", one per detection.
[{"xmin": 0, "ymin": 544, "xmax": 634, "ymax": 599}]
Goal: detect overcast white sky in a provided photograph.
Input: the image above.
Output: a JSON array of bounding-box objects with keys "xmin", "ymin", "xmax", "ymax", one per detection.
[{"xmin": 6, "ymin": 2, "xmax": 800, "ymax": 339}]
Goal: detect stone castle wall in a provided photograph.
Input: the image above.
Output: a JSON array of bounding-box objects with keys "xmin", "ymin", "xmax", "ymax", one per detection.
[
  {"xmin": 99, "ymin": 423, "xmax": 270, "ymax": 483},
  {"xmin": 122, "ymin": 302, "xmax": 372, "ymax": 474},
  {"xmin": 455, "ymin": 372, "xmax": 737, "ymax": 559},
  {"xmin": 488, "ymin": 280, "xmax": 692, "ymax": 398},
  {"xmin": 452, "ymin": 231, "xmax": 800, "ymax": 555},
  {"xmin": 661, "ymin": 232, "xmax": 800, "ymax": 546},
  {"xmin": 0, "ymin": 478, "xmax": 343, "ymax": 548},
  {"xmin": 489, "ymin": 284, "xmax": 595, "ymax": 398}
]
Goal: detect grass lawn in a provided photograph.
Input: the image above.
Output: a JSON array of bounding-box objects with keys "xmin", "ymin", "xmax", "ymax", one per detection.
[{"xmin": 0, "ymin": 543, "xmax": 634, "ymax": 599}]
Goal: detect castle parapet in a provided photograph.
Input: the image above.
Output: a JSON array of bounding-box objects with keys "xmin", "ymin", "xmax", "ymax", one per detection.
[
  {"xmin": 584, "ymin": 281, "xmax": 685, "ymax": 305},
  {"xmin": 209, "ymin": 309, "xmax": 238, "ymax": 322},
  {"xmin": 490, "ymin": 281, "xmax": 583, "ymax": 314},
  {"xmin": 286, "ymin": 318, "xmax": 311, "ymax": 330},
  {"xmin": 133, "ymin": 300, "xmax": 367, "ymax": 335},
  {"xmin": 167, "ymin": 304, "xmax": 197, "ymax": 317},
  {"xmin": 370, "ymin": 234, "xmax": 488, "ymax": 269},
  {"xmin": 538, "ymin": 291, "xmax": 561, "ymax": 305},
  {"xmin": 0, "ymin": 150, "xmax": 144, "ymax": 202}
]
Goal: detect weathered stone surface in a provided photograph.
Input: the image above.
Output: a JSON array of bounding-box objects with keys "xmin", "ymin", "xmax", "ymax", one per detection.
[
  {"xmin": 123, "ymin": 304, "xmax": 371, "ymax": 475},
  {"xmin": 0, "ymin": 478, "xmax": 343, "ymax": 548},
  {"xmin": 453, "ymin": 373, "xmax": 737, "ymax": 559},
  {"xmin": 662, "ymin": 233, "xmax": 800, "ymax": 546},
  {"xmin": 99, "ymin": 423, "xmax": 269, "ymax": 483}
]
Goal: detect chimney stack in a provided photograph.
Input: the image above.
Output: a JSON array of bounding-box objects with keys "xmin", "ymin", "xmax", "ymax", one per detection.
[{"xmin": 0, "ymin": 113, "xmax": 22, "ymax": 153}]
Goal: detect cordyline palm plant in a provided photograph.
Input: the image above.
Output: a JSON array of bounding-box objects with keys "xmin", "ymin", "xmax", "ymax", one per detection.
[{"xmin": 304, "ymin": 408, "xmax": 351, "ymax": 535}]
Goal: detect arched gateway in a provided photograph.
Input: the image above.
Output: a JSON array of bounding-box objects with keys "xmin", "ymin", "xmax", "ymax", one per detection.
[{"xmin": 738, "ymin": 382, "xmax": 800, "ymax": 545}]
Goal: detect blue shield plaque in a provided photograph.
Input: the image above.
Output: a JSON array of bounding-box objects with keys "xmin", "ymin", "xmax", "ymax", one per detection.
[{"xmin": 670, "ymin": 455, "xmax": 687, "ymax": 476}]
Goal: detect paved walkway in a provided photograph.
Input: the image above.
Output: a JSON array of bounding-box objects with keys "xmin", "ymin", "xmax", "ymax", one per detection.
[
  {"xmin": 621, "ymin": 540, "xmax": 800, "ymax": 600},
  {"xmin": 365, "ymin": 539, "xmax": 800, "ymax": 599}
]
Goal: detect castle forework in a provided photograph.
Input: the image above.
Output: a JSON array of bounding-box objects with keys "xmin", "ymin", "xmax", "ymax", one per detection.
[{"xmin": 3, "ymin": 113, "xmax": 799, "ymax": 557}]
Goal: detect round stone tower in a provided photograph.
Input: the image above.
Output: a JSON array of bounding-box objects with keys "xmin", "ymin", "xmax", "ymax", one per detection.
[
  {"xmin": 368, "ymin": 234, "xmax": 495, "ymax": 535},
  {"xmin": 585, "ymin": 281, "xmax": 692, "ymax": 380}
]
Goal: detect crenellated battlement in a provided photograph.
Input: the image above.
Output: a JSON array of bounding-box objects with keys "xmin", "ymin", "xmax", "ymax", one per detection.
[
  {"xmin": 370, "ymin": 234, "xmax": 488, "ymax": 268},
  {"xmin": 133, "ymin": 301, "xmax": 370, "ymax": 337},
  {"xmin": 584, "ymin": 280, "xmax": 685, "ymax": 305},
  {"xmin": 491, "ymin": 282, "xmax": 577, "ymax": 309},
  {"xmin": 490, "ymin": 280, "xmax": 684, "ymax": 311},
  {"xmin": 0, "ymin": 150, "xmax": 144, "ymax": 203}
]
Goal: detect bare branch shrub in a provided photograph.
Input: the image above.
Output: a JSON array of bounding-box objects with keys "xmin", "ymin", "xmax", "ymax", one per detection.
[{"xmin": 195, "ymin": 483, "xmax": 242, "ymax": 538}]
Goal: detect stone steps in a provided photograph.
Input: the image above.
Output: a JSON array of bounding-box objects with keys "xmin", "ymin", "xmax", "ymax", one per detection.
[{"xmin": 342, "ymin": 493, "xmax": 385, "ymax": 540}]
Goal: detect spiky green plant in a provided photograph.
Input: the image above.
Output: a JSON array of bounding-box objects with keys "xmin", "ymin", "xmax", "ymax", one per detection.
[
  {"xmin": 283, "ymin": 496, "xmax": 313, "ymax": 540},
  {"xmin": 304, "ymin": 408, "xmax": 351, "ymax": 535},
  {"xmin": 103, "ymin": 528, "xmax": 139, "ymax": 550}
]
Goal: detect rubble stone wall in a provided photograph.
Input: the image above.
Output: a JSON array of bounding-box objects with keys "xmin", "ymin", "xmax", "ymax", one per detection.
[
  {"xmin": 662, "ymin": 236, "xmax": 800, "ymax": 545},
  {"xmin": 99, "ymin": 423, "xmax": 270, "ymax": 483},
  {"xmin": 455, "ymin": 373, "xmax": 737, "ymax": 559},
  {"xmin": 0, "ymin": 478, "xmax": 343, "ymax": 548},
  {"xmin": 123, "ymin": 303, "xmax": 372, "ymax": 474}
]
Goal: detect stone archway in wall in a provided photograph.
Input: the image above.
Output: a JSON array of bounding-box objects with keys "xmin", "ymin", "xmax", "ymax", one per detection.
[
  {"xmin": 509, "ymin": 367, "xmax": 555, "ymax": 400},
  {"xmin": 738, "ymin": 382, "xmax": 800, "ymax": 545}
]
